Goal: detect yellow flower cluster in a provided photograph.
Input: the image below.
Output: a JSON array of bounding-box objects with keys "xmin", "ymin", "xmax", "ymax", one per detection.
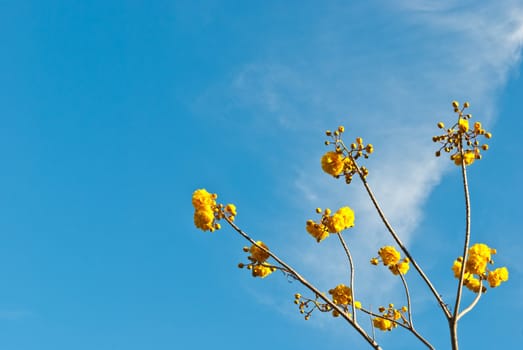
[
  {"xmin": 238, "ymin": 241, "xmax": 276, "ymax": 278},
  {"xmin": 252, "ymin": 264, "xmax": 274, "ymax": 278},
  {"xmin": 306, "ymin": 206, "xmax": 355, "ymax": 242},
  {"xmin": 249, "ymin": 241, "xmax": 270, "ymax": 263},
  {"xmin": 322, "ymin": 126, "xmax": 372, "ymax": 184},
  {"xmin": 451, "ymin": 243, "xmax": 509, "ymax": 293},
  {"xmin": 192, "ymin": 189, "xmax": 219, "ymax": 231},
  {"xmin": 192, "ymin": 189, "xmax": 237, "ymax": 232},
  {"xmin": 321, "ymin": 151, "xmax": 345, "ymax": 177},
  {"xmin": 328, "ymin": 284, "xmax": 361, "ymax": 318},
  {"xmin": 293, "ymin": 285, "xmax": 363, "ymax": 321},
  {"xmin": 373, "ymin": 317, "xmax": 394, "ymax": 331},
  {"xmin": 371, "ymin": 246, "xmax": 410, "ymax": 275},
  {"xmin": 487, "ymin": 267, "xmax": 509, "ymax": 288},
  {"xmin": 329, "ymin": 284, "xmax": 355, "ymax": 305},
  {"xmin": 433, "ymin": 100, "xmax": 491, "ymax": 166},
  {"xmin": 373, "ymin": 304, "xmax": 408, "ymax": 331}
]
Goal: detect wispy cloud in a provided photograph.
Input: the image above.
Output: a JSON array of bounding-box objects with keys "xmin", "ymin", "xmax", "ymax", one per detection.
[{"xmin": 199, "ymin": 0, "xmax": 523, "ymax": 310}]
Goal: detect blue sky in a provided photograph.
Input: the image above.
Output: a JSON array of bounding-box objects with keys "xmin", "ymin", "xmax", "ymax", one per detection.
[{"xmin": 0, "ymin": 1, "xmax": 521, "ymax": 349}]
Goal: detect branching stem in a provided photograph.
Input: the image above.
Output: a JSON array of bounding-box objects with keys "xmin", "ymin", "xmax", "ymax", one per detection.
[
  {"xmin": 457, "ymin": 281, "xmax": 483, "ymax": 322},
  {"xmin": 223, "ymin": 216, "xmax": 382, "ymax": 350}
]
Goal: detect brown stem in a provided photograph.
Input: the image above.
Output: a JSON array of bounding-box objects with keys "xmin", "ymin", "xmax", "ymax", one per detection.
[
  {"xmin": 450, "ymin": 151, "xmax": 472, "ymax": 350},
  {"xmin": 398, "ymin": 272, "xmax": 413, "ymax": 326},
  {"xmin": 337, "ymin": 233, "xmax": 357, "ymax": 323},
  {"xmin": 457, "ymin": 281, "xmax": 483, "ymax": 322},
  {"xmin": 223, "ymin": 216, "xmax": 382, "ymax": 350}
]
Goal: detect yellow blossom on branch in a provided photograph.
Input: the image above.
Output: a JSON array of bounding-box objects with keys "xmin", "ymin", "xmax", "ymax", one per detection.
[
  {"xmin": 321, "ymin": 151, "xmax": 345, "ymax": 177},
  {"xmin": 305, "ymin": 206, "xmax": 355, "ymax": 242},
  {"xmin": 306, "ymin": 220, "xmax": 329, "ymax": 242},
  {"xmin": 191, "ymin": 188, "xmax": 237, "ymax": 232},
  {"xmin": 373, "ymin": 317, "xmax": 394, "ymax": 331},
  {"xmin": 463, "ymin": 275, "xmax": 484, "ymax": 293},
  {"xmin": 378, "ymin": 246, "xmax": 401, "ymax": 266},
  {"xmin": 390, "ymin": 258, "xmax": 410, "ymax": 275},
  {"xmin": 249, "ymin": 241, "xmax": 270, "ymax": 263},
  {"xmin": 193, "ymin": 208, "xmax": 215, "ymax": 231},
  {"xmin": 451, "ymin": 243, "xmax": 508, "ymax": 293},
  {"xmin": 192, "ymin": 188, "xmax": 217, "ymax": 210},
  {"xmin": 238, "ymin": 242, "xmax": 279, "ymax": 279},
  {"xmin": 487, "ymin": 267, "xmax": 509, "ymax": 288},
  {"xmin": 329, "ymin": 284, "xmax": 355, "ymax": 306},
  {"xmin": 466, "ymin": 243, "xmax": 495, "ymax": 275},
  {"xmin": 252, "ymin": 264, "xmax": 275, "ymax": 278},
  {"xmin": 433, "ymin": 100, "xmax": 491, "ymax": 166},
  {"xmin": 321, "ymin": 126, "xmax": 373, "ymax": 183},
  {"xmin": 452, "ymin": 151, "xmax": 476, "ymax": 166},
  {"xmin": 324, "ymin": 206, "xmax": 355, "ymax": 233}
]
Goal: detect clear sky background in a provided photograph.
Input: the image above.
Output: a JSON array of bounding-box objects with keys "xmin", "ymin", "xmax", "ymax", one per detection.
[{"xmin": 0, "ymin": 1, "xmax": 521, "ymax": 349}]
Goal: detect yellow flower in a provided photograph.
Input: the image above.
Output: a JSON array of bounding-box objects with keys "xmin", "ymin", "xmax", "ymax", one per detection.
[
  {"xmin": 324, "ymin": 214, "xmax": 345, "ymax": 233},
  {"xmin": 252, "ymin": 264, "xmax": 274, "ymax": 278},
  {"xmin": 192, "ymin": 188, "xmax": 216, "ymax": 210},
  {"xmin": 393, "ymin": 310, "xmax": 402, "ymax": 320},
  {"xmin": 249, "ymin": 241, "xmax": 270, "ymax": 263},
  {"xmin": 306, "ymin": 220, "xmax": 329, "ymax": 242},
  {"xmin": 390, "ymin": 258, "xmax": 410, "ymax": 275},
  {"xmin": 451, "ymin": 257, "xmax": 471, "ymax": 280},
  {"xmin": 373, "ymin": 317, "xmax": 393, "ymax": 331},
  {"xmin": 453, "ymin": 151, "xmax": 476, "ymax": 166},
  {"xmin": 193, "ymin": 208, "xmax": 215, "ymax": 231},
  {"xmin": 337, "ymin": 206, "xmax": 355, "ymax": 229},
  {"xmin": 321, "ymin": 151, "xmax": 345, "ymax": 177},
  {"xmin": 458, "ymin": 118, "xmax": 469, "ymax": 132},
  {"xmin": 378, "ymin": 246, "xmax": 401, "ymax": 266},
  {"xmin": 324, "ymin": 206, "xmax": 355, "ymax": 233},
  {"xmin": 328, "ymin": 284, "xmax": 354, "ymax": 305},
  {"xmin": 225, "ymin": 203, "xmax": 237, "ymax": 216},
  {"xmin": 464, "ymin": 275, "xmax": 483, "ymax": 293},
  {"xmin": 487, "ymin": 267, "xmax": 509, "ymax": 288},
  {"xmin": 466, "ymin": 243, "xmax": 494, "ymax": 275}
]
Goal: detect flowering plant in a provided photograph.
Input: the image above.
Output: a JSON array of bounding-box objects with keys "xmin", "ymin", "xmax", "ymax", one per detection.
[{"xmin": 191, "ymin": 101, "xmax": 508, "ymax": 349}]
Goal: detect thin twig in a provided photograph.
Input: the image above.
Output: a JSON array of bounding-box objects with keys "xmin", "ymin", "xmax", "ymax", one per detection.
[
  {"xmin": 337, "ymin": 233, "xmax": 357, "ymax": 323},
  {"xmin": 359, "ymin": 308, "xmax": 434, "ymax": 349},
  {"xmin": 398, "ymin": 272, "xmax": 413, "ymax": 326},
  {"xmin": 457, "ymin": 281, "xmax": 483, "ymax": 321}
]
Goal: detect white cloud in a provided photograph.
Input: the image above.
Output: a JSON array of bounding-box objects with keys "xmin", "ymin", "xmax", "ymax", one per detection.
[{"xmin": 201, "ymin": 0, "xmax": 523, "ymax": 317}]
